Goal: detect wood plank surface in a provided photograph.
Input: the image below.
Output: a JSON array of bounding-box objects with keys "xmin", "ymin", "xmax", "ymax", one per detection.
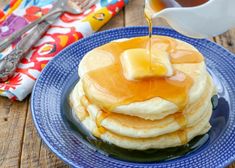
[
  {"xmin": 0, "ymin": 98, "xmax": 28, "ymax": 168},
  {"xmin": 0, "ymin": 1, "xmax": 235, "ymax": 167}
]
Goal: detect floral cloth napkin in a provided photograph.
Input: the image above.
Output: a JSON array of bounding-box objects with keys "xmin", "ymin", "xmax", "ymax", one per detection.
[{"xmin": 0, "ymin": 0, "xmax": 128, "ymax": 100}]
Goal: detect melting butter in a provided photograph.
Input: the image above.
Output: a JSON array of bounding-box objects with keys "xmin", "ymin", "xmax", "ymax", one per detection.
[{"xmin": 120, "ymin": 48, "xmax": 169, "ymax": 80}]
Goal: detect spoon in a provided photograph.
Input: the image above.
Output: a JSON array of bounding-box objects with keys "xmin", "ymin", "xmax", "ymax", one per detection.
[
  {"xmin": 0, "ymin": 0, "xmax": 96, "ymax": 82},
  {"xmin": 0, "ymin": 0, "xmax": 97, "ymax": 52}
]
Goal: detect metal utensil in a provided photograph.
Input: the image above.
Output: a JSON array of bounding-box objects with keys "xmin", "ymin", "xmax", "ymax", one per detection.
[
  {"xmin": 0, "ymin": 0, "xmax": 97, "ymax": 52},
  {"xmin": 0, "ymin": 0, "xmax": 96, "ymax": 82}
]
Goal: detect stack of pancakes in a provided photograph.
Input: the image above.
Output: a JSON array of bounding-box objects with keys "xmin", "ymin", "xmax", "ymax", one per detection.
[{"xmin": 70, "ymin": 36, "xmax": 216, "ymax": 150}]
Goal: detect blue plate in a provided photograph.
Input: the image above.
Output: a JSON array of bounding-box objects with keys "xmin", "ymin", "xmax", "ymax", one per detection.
[{"xmin": 31, "ymin": 26, "xmax": 235, "ymax": 168}]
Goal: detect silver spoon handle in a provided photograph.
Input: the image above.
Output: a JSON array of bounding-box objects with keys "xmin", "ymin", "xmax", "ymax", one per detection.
[
  {"xmin": 18, "ymin": 21, "xmax": 51, "ymax": 53},
  {"xmin": 0, "ymin": 8, "xmax": 62, "ymax": 52},
  {"xmin": 0, "ymin": 21, "xmax": 50, "ymax": 82}
]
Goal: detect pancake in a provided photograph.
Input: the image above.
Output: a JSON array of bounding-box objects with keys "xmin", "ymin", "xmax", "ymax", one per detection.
[
  {"xmin": 69, "ymin": 83, "xmax": 88, "ymax": 121},
  {"xmin": 70, "ymin": 75, "xmax": 213, "ymax": 138},
  {"xmin": 77, "ymin": 106, "xmax": 211, "ymax": 150},
  {"xmin": 79, "ymin": 36, "xmax": 211, "ymax": 120},
  {"xmin": 69, "ymin": 35, "xmax": 216, "ymax": 150}
]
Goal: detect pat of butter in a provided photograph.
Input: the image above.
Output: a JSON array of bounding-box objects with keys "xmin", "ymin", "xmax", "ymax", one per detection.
[{"xmin": 120, "ymin": 48, "xmax": 173, "ymax": 80}]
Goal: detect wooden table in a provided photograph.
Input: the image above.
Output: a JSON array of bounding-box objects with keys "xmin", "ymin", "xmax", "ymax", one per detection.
[{"xmin": 0, "ymin": 1, "xmax": 235, "ymax": 167}]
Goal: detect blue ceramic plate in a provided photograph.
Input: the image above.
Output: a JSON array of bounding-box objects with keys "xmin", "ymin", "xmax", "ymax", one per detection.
[{"xmin": 31, "ymin": 27, "xmax": 235, "ymax": 168}]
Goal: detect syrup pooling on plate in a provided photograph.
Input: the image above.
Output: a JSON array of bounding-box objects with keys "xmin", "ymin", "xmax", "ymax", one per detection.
[{"xmin": 82, "ymin": 36, "xmax": 203, "ymax": 112}]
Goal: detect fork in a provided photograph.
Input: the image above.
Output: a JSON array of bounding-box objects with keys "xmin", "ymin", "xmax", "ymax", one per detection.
[
  {"xmin": 0, "ymin": 0, "xmax": 96, "ymax": 82},
  {"xmin": 0, "ymin": 0, "xmax": 97, "ymax": 52}
]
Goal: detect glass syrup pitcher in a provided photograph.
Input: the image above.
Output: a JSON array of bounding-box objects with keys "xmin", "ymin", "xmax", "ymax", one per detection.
[{"xmin": 145, "ymin": 0, "xmax": 235, "ymax": 38}]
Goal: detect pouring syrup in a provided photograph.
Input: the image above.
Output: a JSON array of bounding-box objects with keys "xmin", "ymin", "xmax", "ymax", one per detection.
[{"xmin": 144, "ymin": 0, "xmax": 209, "ymax": 68}]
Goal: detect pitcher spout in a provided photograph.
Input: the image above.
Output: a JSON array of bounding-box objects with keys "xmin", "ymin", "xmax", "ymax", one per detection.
[{"xmin": 152, "ymin": 0, "xmax": 235, "ymax": 38}]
